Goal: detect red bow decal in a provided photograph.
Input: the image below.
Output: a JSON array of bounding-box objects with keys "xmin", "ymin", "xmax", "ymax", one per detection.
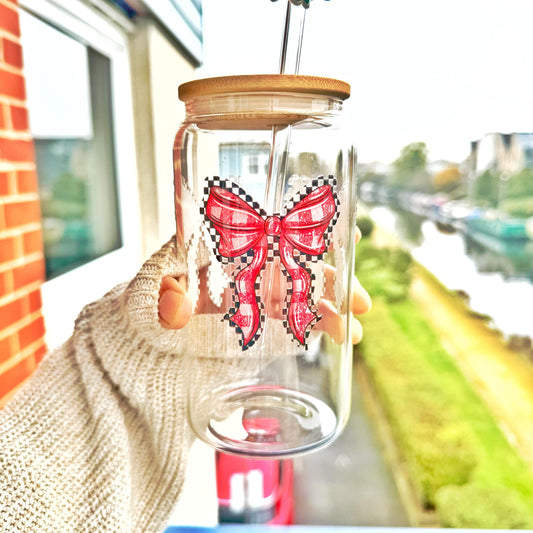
[{"xmin": 203, "ymin": 178, "xmax": 338, "ymax": 349}]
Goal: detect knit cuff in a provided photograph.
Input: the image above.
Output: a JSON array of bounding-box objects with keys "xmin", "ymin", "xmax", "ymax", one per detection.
[{"xmin": 124, "ymin": 236, "xmax": 188, "ymax": 353}]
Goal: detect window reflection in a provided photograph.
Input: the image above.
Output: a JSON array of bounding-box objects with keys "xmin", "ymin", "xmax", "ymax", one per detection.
[{"xmin": 22, "ymin": 14, "xmax": 122, "ymax": 280}]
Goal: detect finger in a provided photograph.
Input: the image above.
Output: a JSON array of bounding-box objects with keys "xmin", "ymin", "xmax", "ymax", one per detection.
[
  {"xmin": 322, "ymin": 264, "xmax": 337, "ymax": 302},
  {"xmin": 315, "ymin": 301, "xmax": 364, "ymax": 345},
  {"xmin": 351, "ymin": 316, "xmax": 363, "ymax": 344},
  {"xmin": 350, "ymin": 277, "xmax": 372, "ymax": 315},
  {"xmin": 322, "ymin": 267, "xmax": 371, "ymax": 315},
  {"xmin": 159, "ymin": 275, "xmax": 193, "ymax": 329},
  {"xmin": 316, "ymin": 299, "xmax": 345, "ymax": 344},
  {"xmin": 355, "ymin": 225, "xmax": 362, "ymax": 245}
]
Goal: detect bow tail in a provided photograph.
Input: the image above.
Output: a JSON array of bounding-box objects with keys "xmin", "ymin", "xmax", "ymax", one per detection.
[
  {"xmin": 227, "ymin": 236, "xmax": 268, "ymax": 348},
  {"xmin": 279, "ymin": 236, "xmax": 319, "ymax": 346}
]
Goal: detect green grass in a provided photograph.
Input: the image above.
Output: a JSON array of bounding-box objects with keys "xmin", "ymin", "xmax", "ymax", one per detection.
[
  {"xmin": 354, "ymin": 240, "xmax": 533, "ymax": 528},
  {"xmin": 501, "ymin": 196, "xmax": 533, "ymax": 218}
]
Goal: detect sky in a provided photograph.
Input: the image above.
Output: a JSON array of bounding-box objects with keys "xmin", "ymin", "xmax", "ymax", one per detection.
[{"xmin": 199, "ymin": 0, "xmax": 533, "ymax": 164}]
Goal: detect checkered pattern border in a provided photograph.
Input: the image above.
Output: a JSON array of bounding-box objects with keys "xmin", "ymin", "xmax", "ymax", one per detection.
[{"xmin": 200, "ymin": 175, "xmax": 339, "ymax": 350}]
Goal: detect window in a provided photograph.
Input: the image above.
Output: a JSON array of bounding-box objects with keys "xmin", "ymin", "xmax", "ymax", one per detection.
[
  {"xmin": 22, "ymin": 13, "xmax": 122, "ymax": 280},
  {"xmin": 19, "ymin": 1, "xmax": 141, "ymax": 349},
  {"xmin": 247, "ymin": 155, "xmax": 259, "ymax": 175}
]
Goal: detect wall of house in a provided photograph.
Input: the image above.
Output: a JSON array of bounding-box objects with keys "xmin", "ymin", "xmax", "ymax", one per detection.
[
  {"xmin": 0, "ymin": 0, "xmax": 47, "ymax": 406},
  {"xmin": 0, "ymin": 1, "xmax": 201, "ymax": 408},
  {"xmin": 130, "ymin": 20, "xmax": 196, "ymax": 255}
]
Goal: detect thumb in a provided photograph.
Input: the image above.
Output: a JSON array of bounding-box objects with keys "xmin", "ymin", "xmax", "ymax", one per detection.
[{"xmin": 159, "ymin": 275, "xmax": 193, "ymax": 329}]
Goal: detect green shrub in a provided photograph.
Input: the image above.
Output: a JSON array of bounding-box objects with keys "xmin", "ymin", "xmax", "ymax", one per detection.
[
  {"xmin": 500, "ymin": 196, "xmax": 533, "ymax": 218},
  {"xmin": 355, "ymin": 241, "xmax": 412, "ymax": 302},
  {"xmin": 357, "ymin": 296, "xmax": 533, "ymax": 527},
  {"xmin": 358, "ymin": 300, "xmax": 477, "ymax": 505},
  {"xmin": 436, "ymin": 484, "xmax": 533, "ymax": 529},
  {"xmin": 356, "ymin": 216, "xmax": 375, "ymax": 238},
  {"xmin": 409, "ymin": 426, "xmax": 477, "ymax": 507}
]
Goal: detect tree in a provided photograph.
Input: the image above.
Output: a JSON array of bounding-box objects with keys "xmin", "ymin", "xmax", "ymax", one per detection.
[
  {"xmin": 433, "ymin": 165, "xmax": 463, "ymax": 192},
  {"xmin": 472, "ymin": 170, "xmax": 499, "ymax": 208},
  {"xmin": 390, "ymin": 142, "xmax": 430, "ymax": 190},
  {"xmin": 505, "ymin": 168, "xmax": 533, "ymax": 199}
]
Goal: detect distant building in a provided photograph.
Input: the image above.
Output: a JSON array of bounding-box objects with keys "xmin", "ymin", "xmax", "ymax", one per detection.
[
  {"xmin": 219, "ymin": 142, "xmax": 271, "ymax": 199},
  {"xmin": 473, "ymin": 132, "xmax": 533, "ymax": 177},
  {"xmin": 508, "ymin": 133, "xmax": 533, "ymax": 172}
]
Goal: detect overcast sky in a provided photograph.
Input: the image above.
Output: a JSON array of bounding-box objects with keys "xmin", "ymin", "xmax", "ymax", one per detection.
[{"xmin": 199, "ymin": 0, "xmax": 533, "ymax": 164}]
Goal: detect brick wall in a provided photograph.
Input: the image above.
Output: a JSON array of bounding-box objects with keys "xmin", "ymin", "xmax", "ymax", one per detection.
[{"xmin": 0, "ymin": 0, "xmax": 47, "ymax": 407}]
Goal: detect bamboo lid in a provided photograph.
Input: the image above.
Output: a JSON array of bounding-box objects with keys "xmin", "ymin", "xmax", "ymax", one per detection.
[{"xmin": 178, "ymin": 74, "xmax": 351, "ymax": 102}]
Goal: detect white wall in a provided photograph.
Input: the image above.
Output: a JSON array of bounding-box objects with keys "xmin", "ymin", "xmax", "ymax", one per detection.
[{"xmin": 130, "ymin": 21, "xmax": 196, "ymax": 256}]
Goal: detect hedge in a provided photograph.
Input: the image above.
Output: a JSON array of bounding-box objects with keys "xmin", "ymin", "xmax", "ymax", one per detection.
[{"xmin": 354, "ymin": 241, "xmax": 533, "ymax": 528}]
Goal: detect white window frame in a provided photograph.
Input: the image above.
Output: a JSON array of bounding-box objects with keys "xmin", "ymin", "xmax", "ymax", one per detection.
[{"xmin": 20, "ymin": 0, "xmax": 143, "ymax": 350}]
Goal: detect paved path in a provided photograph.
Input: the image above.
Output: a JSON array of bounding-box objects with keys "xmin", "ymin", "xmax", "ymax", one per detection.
[
  {"xmin": 411, "ymin": 266, "xmax": 533, "ymax": 469},
  {"xmin": 292, "ymin": 367, "xmax": 409, "ymax": 526}
]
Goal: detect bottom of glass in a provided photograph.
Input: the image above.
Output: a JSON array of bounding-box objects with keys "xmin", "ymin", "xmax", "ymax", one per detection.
[{"xmin": 190, "ymin": 385, "xmax": 339, "ymax": 458}]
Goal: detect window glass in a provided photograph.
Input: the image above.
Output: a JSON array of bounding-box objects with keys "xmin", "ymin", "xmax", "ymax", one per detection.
[{"xmin": 21, "ymin": 13, "xmax": 122, "ymax": 279}]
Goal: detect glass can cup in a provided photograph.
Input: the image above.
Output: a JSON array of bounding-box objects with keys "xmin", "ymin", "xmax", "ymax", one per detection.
[{"xmin": 174, "ymin": 74, "xmax": 356, "ymax": 458}]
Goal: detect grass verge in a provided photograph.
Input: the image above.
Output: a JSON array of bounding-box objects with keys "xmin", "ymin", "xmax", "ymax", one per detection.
[{"xmin": 354, "ymin": 237, "xmax": 533, "ymax": 528}]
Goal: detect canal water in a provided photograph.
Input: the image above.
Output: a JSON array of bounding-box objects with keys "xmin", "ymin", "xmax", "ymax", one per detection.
[{"xmin": 368, "ymin": 205, "xmax": 533, "ymax": 340}]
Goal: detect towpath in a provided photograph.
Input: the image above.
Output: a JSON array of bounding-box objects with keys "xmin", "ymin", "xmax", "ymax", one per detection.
[{"xmin": 410, "ymin": 266, "xmax": 533, "ymax": 469}]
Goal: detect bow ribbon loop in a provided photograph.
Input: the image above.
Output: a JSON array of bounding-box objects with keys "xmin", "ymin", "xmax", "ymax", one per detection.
[
  {"xmin": 282, "ymin": 185, "xmax": 337, "ymax": 254},
  {"xmin": 203, "ymin": 178, "xmax": 338, "ymax": 349}
]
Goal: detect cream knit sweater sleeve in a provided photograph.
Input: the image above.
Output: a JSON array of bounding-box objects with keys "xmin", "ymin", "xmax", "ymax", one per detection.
[{"xmin": 0, "ymin": 237, "xmax": 194, "ymax": 533}]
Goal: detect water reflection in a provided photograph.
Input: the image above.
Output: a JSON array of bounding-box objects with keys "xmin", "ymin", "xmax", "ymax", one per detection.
[
  {"xmin": 464, "ymin": 232, "xmax": 533, "ymax": 281},
  {"xmin": 394, "ymin": 210, "xmax": 424, "ymax": 245},
  {"xmin": 368, "ymin": 205, "xmax": 533, "ymax": 339}
]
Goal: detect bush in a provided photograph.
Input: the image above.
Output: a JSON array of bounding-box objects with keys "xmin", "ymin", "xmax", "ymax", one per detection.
[
  {"xmin": 501, "ymin": 196, "xmax": 533, "ymax": 218},
  {"xmin": 358, "ymin": 301, "xmax": 477, "ymax": 506},
  {"xmin": 355, "ymin": 241, "xmax": 412, "ymax": 302},
  {"xmin": 436, "ymin": 484, "xmax": 533, "ymax": 529},
  {"xmin": 357, "ymin": 296, "xmax": 533, "ymax": 527},
  {"xmin": 356, "ymin": 216, "xmax": 374, "ymax": 238}
]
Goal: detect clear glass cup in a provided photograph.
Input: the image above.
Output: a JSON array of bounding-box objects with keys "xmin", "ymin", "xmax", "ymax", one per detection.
[{"xmin": 174, "ymin": 74, "xmax": 356, "ymax": 457}]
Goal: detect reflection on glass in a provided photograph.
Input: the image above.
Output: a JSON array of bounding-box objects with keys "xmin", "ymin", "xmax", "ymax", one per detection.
[{"xmin": 33, "ymin": 48, "xmax": 122, "ymax": 280}]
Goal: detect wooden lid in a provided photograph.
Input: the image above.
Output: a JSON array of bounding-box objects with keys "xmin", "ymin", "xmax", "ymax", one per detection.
[{"xmin": 178, "ymin": 74, "xmax": 350, "ymax": 102}]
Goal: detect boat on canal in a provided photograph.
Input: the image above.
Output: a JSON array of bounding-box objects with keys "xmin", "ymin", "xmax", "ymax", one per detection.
[{"xmin": 464, "ymin": 208, "xmax": 533, "ymax": 240}]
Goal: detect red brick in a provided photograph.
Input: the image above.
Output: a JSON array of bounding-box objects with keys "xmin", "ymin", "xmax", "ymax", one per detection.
[
  {"xmin": 0, "ymin": 336, "xmax": 9, "ymax": 362},
  {"xmin": 16, "ymin": 169, "xmax": 37, "ymax": 193},
  {"xmin": 0, "ymin": 4, "xmax": 20, "ymax": 37},
  {"xmin": 0, "ymin": 137, "xmax": 34, "ymax": 162},
  {"xmin": 22, "ymin": 229, "xmax": 42, "ymax": 255},
  {"xmin": 10, "ymin": 105, "xmax": 28, "ymax": 131},
  {"xmin": 0, "ymin": 271, "xmax": 13, "ymax": 297},
  {"xmin": 0, "ymin": 354, "xmax": 35, "ymax": 399},
  {"xmin": 0, "ymin": 235, "xmax": 17, "ymax": 262},
  {"xmin": 0, "ymin": 171, "xmax": 9, "ymax": 195},
  {"xmin": 2, "ymin": 38, "xmax": 22, "ymax": 69},
  {"xmin": 13, "ymin": 259, "xmax": 44, "ymax": 289},
  {"xmin": 0, "ymin": 333, "xmax": 17, "ymax": 364},
  {"xmin": 18, "ymin": 315, "xmax": 45, "ymax": 350},
  {"xmin": 0, "ymin": 68, "xmax": 25, "ymax": 100},
  {"xmin": 0, "ymin": 272, "xmax": 7, "ymax": 297},
  {"xmin": 4, "ymin": 200, "xmax": 40, "ymax": 227},
  {"xmin": 28, "ymin": 288, "xmax": 42, "ymax": 313},
  {"xmin": 0, "ymin": 297, "xmax": 25, "ymax": 330},
  {"xmin": 0, "ymin": 103, "xmax": 5, "ymax": 130},
  {"xmin": 34, "ymin": 342, "xmax": 47, "ymax": 364}
]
